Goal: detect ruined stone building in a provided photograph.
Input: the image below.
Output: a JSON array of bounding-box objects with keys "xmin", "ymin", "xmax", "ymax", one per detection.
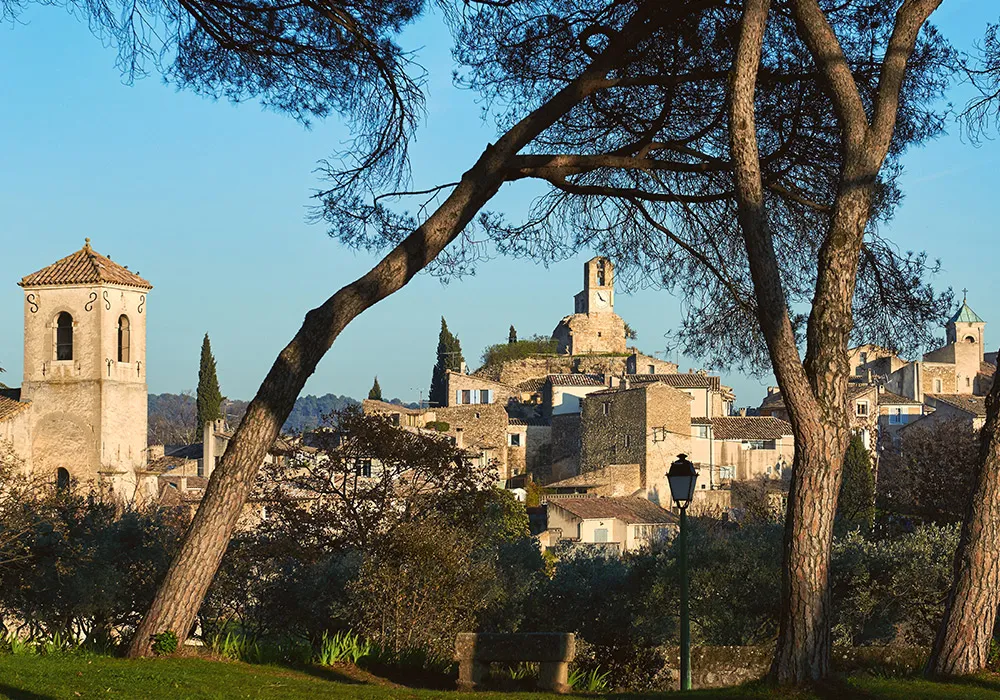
[{"xmin": 1, "ymin": 241, "xmax": 156, "ymax": 501}]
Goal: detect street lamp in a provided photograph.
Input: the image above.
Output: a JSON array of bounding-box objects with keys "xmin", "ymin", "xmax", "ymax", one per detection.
[{"xmin": 668, "ymin": 453, "xmax": 698, "ymax": 691}]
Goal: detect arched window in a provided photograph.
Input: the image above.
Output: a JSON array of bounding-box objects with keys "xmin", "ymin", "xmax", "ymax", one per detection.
[
  {"xmin": 56, "ymin": 312, "xmax": 73, "ymax": 361},
  {"xmin": 965, "ymin": 335, "xmax": 977, "ymax": 344},
  {"xmin": 56, "ymin": 468, "xmax": 70, "ymax": 491},
  {"xmin": 118, "ymin": 315, "xmax": 131, "ymax": 363}
]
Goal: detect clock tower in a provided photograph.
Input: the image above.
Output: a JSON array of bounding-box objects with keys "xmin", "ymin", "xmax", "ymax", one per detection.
[
  {"xmin": 556, "ymin": 257, "xmax": 627, "ymax": 354},
  {"xmin": 574, "ymin": 257, "xmax": 615, "ymax": 315}
]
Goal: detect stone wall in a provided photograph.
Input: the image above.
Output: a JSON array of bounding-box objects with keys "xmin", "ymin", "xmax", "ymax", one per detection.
[
  {"xmin": 644, "ymin": 645, "xmax": 927, "ymax": 691},
  {"xmin": 641, "ymin": 384, "xmax": 694, "ymax": 501},
  {"xmin": 549, "ymin": 414, "xmax": 582, "ymax": 484},
  {"xmin": 553, "ymin": 312, "xmax": 627, "ymax": 355},
  {"xmin": 436, "ymin": 403, "xmax": 511, "ymax": 477},
  {"xmin": 474, "ymin": 352, "xmax": 646, "ymax": 387},
  {"xmin": 920, "ymin": 362, "xmax": 957, "ymax": 396},
  {"xmin": 580, "ymin": 386, "xmax": 649, "ymax": 478},
  {"xmin": 525, "ymin": 424, "xmax": 552, "ymax": 476}
]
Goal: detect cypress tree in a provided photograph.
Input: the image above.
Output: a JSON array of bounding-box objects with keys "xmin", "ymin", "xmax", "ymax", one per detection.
[
  {"xmin": 429, "ymin": 317, "xmax": 464, "ymax": 407},
  {"xmin": 836, "ymin": 434, "xmax": 876, "ymax": 531},
  {"xmin": 368, "ymin": 376, "xmax": 383, "ymax": 401},
  {"xmin": 509, "ymin": 325, "xmax": 517, "ymax": 344},
  {"xmin": 196, "ymin": 334, "xmax": 224, "ymax": 436}
]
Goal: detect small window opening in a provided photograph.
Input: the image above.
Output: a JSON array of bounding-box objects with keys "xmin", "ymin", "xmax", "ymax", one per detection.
[
  {"xmin": 56, "ymin": 468, "xmax": 70, "ymax": 491},
  {"xmin": 117, "ymin": 315, "xmax": 131, "ymax": 363},
  {"xmin": 56, "ymin": 312, "xmax": 73, "ymax": 361}
]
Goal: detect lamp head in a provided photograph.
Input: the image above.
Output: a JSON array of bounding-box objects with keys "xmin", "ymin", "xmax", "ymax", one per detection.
[{"xmin": 667, "ymin": 453, "xmax": 699, "ymax": 509}]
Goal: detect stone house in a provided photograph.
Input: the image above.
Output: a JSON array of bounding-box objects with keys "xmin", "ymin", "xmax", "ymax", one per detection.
[
  {"xmin": 543, "ymin": 374, "xmax": 608, "ymax": 418},
  {"xmin": 552, "ymin": 257, "xmax": 628, "ymax": 355},
  {"xmin": 876, "ymin": 390, "xmax": 925, "ymax": 445},
  {"xmin": 628, "ymin": 372, "xmax": 735, "ymax": 418},
  {"xmin": 444, "ymin": 370, "xmax": 519, "ymax": 408},
  {"xmin": 579, "ymin": 381, "xmax": 693, "ymax": 507},
  {"xmin": 688, "ymin": 416, "xmax": 794, "ymax": 486},
  {"xmin": 1, "ymin": 240, "xmax": 155, "ymax": 502},
  {"xmin": 543, "ymin": 496, "xmax": 678, "ymax": 551},
  {"xmin": 361, "ymin": 398, "xmax": 520, "ymax": 481},
  {"xmin": 908, "ymin": 394, "xmax": 988, "ymax": 432}
]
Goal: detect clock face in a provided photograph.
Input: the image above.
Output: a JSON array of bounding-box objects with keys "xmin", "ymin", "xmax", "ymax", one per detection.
[{"xmin": 595, "ymin": 291, "xmax": 609, "ymax": 307}]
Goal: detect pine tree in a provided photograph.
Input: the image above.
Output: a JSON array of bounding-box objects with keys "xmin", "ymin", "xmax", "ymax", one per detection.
[
  {"xmin": 368, "ymin": 376, "xmax": 383, "ymax": 401},
  {"xmin": 429, "ymin": 317, "xmax": 464, "ymax": 407},
  {"xmin": 836, "ymin": 434, "xmax": 875, "ymax": 531},
  {"xmin": 196, "ymin": 334, "xmax": 224, "ymax": 436},
  {"xmin": 508, "ymin": 325, "xmax": 517, "ymax": 344}
]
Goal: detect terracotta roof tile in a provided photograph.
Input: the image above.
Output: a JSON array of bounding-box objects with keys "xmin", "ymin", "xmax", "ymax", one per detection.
[
  {"xmin": 548, "ymin": 496, "xmax": 677, "ymax": 524},
  {"xmin": 546, "ymin": 374, "xmax": 606, "ymax": 387},
  {"xmin": 20, "ymin": 240, "xmax": 152, "ymax": 290},
  {"xmin": 517, "ymin": 378, "xmax": 547, "ymax": 393},
  {"xmin": 0, "ymin": 388, "xmax": 29, "ymax": 423},
  {"xmin": 710, "ymin": 416, "xmax": 793, "ymax": 440},
  {"xmin": 926, "ymin": 394, "xmax": 988, "ymax": 417},
  {"xmin": 629, "ymin": 373, "xmax": 721, "ymax": 390},
  {"xmin": 878, "ymin": 391, "xmax": 921, "ymax": 405}
]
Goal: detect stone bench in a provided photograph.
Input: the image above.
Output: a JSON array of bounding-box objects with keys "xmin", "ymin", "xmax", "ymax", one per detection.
[{"xmin": 454, "ymin": 632, "xmax": 576, "ymax": 693}]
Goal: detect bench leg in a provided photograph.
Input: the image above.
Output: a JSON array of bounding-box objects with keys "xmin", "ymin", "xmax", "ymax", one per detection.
[
  {"xmin": 456, "ymin": 659, "xmax": 486, "ymax": 691},
  {"xmin": 538, "ymin": 661, "xmax": 571, "ymax": 694}
]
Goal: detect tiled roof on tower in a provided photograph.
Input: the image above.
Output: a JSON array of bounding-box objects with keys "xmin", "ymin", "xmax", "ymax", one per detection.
[{"xmin": 19, "ymin": 239, "xmax": 152, "ymax": 290}]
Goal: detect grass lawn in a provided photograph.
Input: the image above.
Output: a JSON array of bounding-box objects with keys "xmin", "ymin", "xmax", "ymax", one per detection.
[{"xmin": 3, "ymin": 655, "xmax": 1000, "ymax": 699}]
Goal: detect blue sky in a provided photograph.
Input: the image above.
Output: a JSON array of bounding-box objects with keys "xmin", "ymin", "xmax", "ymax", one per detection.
[{"xmin": 1, "ymin": 1, "xmax": 997, "ymax": 408}]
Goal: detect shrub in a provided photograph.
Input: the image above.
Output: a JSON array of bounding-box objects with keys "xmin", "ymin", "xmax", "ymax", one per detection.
[
  {"xmin": 423, "ymin": 421, "xmax": 450, "ymax": 432},
  {"xmin": 830, "ymin": 523, "xmax": 958, "ymax": 646},
  {"xmin": 0, "ymin": 487, "xmax": 184, "ymax": 644},
  {"xmin": 151, "ymin": 631, "xmax": 179, "ymax": 656},
  {"xmin": 348, "ymin": 519, "xmax": 498, "ymax": 662},
  {"xmin": 481, "ymin": 336, "xmax": 559, "ymax": 368}
]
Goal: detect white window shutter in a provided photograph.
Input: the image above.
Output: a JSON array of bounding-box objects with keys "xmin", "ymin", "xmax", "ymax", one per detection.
[
  {"xmin": 487, "ymin": 390, "xmax": 494, "ymax": 404},
  {"xmin": 455, "ymin": 389, "xmax": 462, "ymax": 405}
]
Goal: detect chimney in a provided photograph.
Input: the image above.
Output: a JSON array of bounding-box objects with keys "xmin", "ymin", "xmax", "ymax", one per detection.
[
  {"xmin": 767, "ymin": 386, "xmax": 780, "ymax": 396},
  {"xmin": 455, "ymin": 427, "xmax": 464, "ymax": 449},
  {"xmin": 459, "ymin": 361, "xmax": 468, "ymax": 375},
  {"xmin": 738, "ymin": 407, "xmax": 748, "ymax": 417},
  {"xmin": 179, "ymin": 476, "xmax": 188, "ymax": 491},
  {"xmin": 203, "ymin": 419, "xmax": 215, "ymax": 479}
]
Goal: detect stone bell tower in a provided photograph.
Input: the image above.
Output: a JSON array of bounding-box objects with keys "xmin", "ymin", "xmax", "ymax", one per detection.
[{"xmin": 19, "ymin": 239, "xmax": 152, "ymax": 496}]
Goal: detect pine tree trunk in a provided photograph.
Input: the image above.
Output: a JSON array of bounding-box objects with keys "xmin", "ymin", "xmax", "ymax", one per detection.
[
  {"xmin": 927, "ymin": 365, "xmax": 1000, "ymax": 676},
  {"xmin": 770, "ymin": 421, "xmax": 849, "ymax": 680},
  {"xmin": 126, "ymin": 16, "xmax": 652, "ymax": 658}
]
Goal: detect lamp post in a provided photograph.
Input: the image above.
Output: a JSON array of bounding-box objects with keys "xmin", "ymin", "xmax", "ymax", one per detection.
[{"xmin": 668, "ymin": 453, "xmax": 698, "ymax": 691}]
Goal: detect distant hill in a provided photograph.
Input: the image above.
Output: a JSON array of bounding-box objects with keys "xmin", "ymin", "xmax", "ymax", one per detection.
[{"xmin": 148, "ymin": 392, "xmax": 419, "ymax": 443}]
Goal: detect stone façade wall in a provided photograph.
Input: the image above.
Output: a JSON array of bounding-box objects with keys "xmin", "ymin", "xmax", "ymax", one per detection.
[
  {"xmin": 548, "ymin": 413, "xmax": 582, "ymax": 484},
  {"xmin": 445, "ymin": 370, "xmax": 519, "ymax": 408},
  {"xmin": 637, "ymin": 644, "xmax": 928, "ymax": 691},
  {"xmin": 435, "ymin": 403, "xmax": 512, "ymax": 478},
  {"xmin": 920, "ymin": 362, "xmax": 957, "ymax": 396},
  {"xmin": 580, "ymin": 386, "xmax": 650, "ymax": 479},
  {"xmin": 639, "ymin": 384, "xmax": 694, "ymax": 500},
  {"xmin": 19, "ymin": 282, "xmax": 149, "ymax": 494}
]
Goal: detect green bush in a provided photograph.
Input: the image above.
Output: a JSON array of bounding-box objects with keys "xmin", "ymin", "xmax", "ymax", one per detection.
[
  {"xmin": 151, "ymin": 631, "xmax": 178, "ymax": 656},
  {"xmin": 481, "ymin": 336, "xmax": 559, "ymax": 368},
  {"xmin": 423, "ymin": 421, "xmax": 450, "ymax": 432}
]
